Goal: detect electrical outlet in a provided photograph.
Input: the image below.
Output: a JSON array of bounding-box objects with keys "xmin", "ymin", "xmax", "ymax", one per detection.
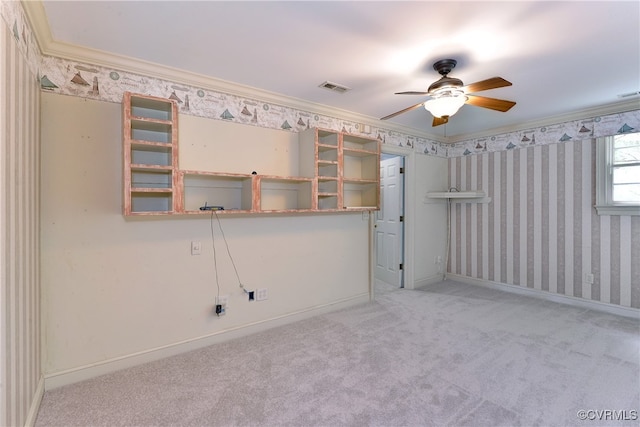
[
  {"xmin": 256, "ymin": 288, "xmax": 268, "ymax": 301},
  {"xmin": 585, "ymin": 273, "xmax": 594, "ymax": 284},
  {"xmin": 191, "ymin": 241, "xmax": 202, "ymax": 255},
  {"xmin": 215, "ymin": 295, "xmax": 228, "ymax": 315}
]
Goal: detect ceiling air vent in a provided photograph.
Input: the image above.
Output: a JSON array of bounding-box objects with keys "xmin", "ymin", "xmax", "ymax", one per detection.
[{"xmin": 319, "ymin": 81, "xmax": 350, "ymax": 94}]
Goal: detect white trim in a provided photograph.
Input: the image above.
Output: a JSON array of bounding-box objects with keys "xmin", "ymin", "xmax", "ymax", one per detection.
[
  {"xmin": 446, "ymin": 273, "xmax": 640, "ymax": 319},
  {"xmin": 43, "ymin": 293, "xmax": 369, "ymax": 390},
  {"xmin": 24, "ymin": 376, "xmax": 45, "ymax": 427},
  {"xmin": 380, "ymin": 144, "xmax": 415, "ymax": 290},
  {"xmin": 595, "ymin": 135, "xmax": 640, "ymax": 216},
  {"xmin": 594, "ymin": 205, "xmax": 640, "ymax": 216}
]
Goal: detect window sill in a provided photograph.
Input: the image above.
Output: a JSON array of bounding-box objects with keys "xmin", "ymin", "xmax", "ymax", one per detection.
[{"xmin": 594, "ymin": 205, "xmax": 640, "ymax": 216}]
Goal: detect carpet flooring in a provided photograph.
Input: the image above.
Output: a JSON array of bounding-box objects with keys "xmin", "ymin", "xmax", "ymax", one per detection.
[{"xmin": 35, "ymin": 280, "xmax": 640, "ymax": 426}]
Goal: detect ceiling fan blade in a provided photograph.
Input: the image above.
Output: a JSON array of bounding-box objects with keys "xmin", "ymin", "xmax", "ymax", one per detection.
[
  {"xmin": 380, "ymin": 102, "xmax": 425, "ymax": 120},
  {"xmin": 465, "ymin": 95, "xmax": 516, "ymax": 112},
  {"xmin": 462, "ymin": 77, "xmax": 512, "ymax": 94},
  {"xmin": 395, "ymin": 91, "xmax": 430, "ymax": 95},
  {"xmin": 432, "ymin": 116, "xmax": 449, "ymax": 127}
]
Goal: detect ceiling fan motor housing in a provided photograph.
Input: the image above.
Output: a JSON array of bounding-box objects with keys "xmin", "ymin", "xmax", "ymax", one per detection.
[
  {"xmin": 428, "ymin": 59, "xmax": 463, "ymax": 92},
  {"xmin": 428, "ymin": 76, "xmax": 464, "ymax": 93}
]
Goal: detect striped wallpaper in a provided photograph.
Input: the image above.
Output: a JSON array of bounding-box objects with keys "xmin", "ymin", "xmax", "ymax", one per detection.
[
  {"xmin": 1, "ymin": 6, "xmax": 42, "ymax": 426},
  {"xmin": 448, "ymin": 140, "xmax": 639, "ymax": 309}
]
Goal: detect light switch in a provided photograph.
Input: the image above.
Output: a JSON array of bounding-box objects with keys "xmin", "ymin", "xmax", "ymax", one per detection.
[{"xmin": 191, "ymin": 241, "xmax": 202, "ymax": 255}]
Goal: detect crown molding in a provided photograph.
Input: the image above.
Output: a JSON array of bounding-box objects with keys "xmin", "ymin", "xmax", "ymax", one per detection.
[
  {"xmin": 22, "ymin": 0, "xmax": 442, "ymax": 143},
  {"xmin": 21, "ymin": 0, "xmax": 52, "ymax": 55}
]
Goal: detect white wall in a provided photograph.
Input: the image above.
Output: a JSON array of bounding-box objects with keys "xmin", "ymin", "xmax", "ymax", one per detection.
[
  {"xmin": 40, "ymin": 93, "xmax": 372, "ymax": 386},
  {"xmin": 414, "ymin": 154, "xmax": 449, "ymax": 285}
]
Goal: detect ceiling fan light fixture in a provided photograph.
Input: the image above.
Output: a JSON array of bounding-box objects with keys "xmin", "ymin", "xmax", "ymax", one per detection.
[{"xmin": 424, "ymin": 90, "xmax": 467, "ymax": 118}]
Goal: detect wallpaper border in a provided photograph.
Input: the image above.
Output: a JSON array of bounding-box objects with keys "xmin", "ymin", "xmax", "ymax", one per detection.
[
  {"xmin": 0, "ymin": 0, "xmax": 40, "ymax": 75},
  {"xmin": 37, "ymin": 54, "xmax": 450, "ymax": 158},
  {"xmin": 36, "ymin": 51, "xmax": 639, "ymax": 160}
]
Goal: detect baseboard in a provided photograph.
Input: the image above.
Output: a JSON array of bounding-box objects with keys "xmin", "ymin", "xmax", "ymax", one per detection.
[
  {"xmin": 446, "ymin": 274, "xmax": 640, "ymax": 319},
  {"xmin": 24, "ymin": 375, "xmax": 45, "ymax": 427},
  {"xmin": 44, "ymin": 293, "xmax": 370, "ymax": 390}
]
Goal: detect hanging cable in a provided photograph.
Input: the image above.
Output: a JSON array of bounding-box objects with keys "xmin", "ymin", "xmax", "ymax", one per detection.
[
  {"xmin": 209, "ymin": 210, "xmax": 248, "ymax": 295},
  {"xmin": 209, "ymin": 211, "xmax": 220, "ymax": 299},
  {"xmin": 213, "ymin": 210, "xmax": 244, "ymax": 290}
]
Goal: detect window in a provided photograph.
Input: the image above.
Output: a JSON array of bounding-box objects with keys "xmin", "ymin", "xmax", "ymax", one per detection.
[{"xmin": 595, "ymin": 132, "xmax": 640, "ymax": 215}]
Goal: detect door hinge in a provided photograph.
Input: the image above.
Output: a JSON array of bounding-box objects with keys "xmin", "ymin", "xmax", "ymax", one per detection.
[
  {"xmin": 400, "ymin": 167, "xmax": 404, "ymax": 174},
  {"xmin": 399, "ymin": 263, "xmax": 404, "ymax": 270},
  {"xmin": 399, "ymin": 215, "xmax": 404, "ymax": 222}
]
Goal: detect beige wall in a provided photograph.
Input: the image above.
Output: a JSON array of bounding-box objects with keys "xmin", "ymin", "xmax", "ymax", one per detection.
[
  {"xmin": 40, "ymin": 93, "xmax": 377, "ymax": 384},
  {"xmin": 0, "ymin": 14, "xmax": 42, "ymax": 427}
]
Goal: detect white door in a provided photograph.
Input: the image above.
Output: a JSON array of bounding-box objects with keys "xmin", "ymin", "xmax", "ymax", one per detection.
[{"xmin": 375, "ymin": 155, "xmax": 404, "ymax": 287}]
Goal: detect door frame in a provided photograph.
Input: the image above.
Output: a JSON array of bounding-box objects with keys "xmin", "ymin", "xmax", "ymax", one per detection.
[{"xmin": 370, "ymin": 144, "xmax": 416, "ymax": 295}]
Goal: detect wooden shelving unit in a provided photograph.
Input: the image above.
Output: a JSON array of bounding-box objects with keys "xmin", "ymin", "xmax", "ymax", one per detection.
[
  {"xmin": 298, "ymin": 127, "xmax": 380, "ymax": 211},
  {"xmin": 123, "ymin": 92, "xmax": 380, "ymax": 216},
  {"xmin": 341, "ymin": 133, "xmax": 380, "ymax": 209},
  {"xmin": 123, "ymin": 92, "xmax": 179, "ymax": 215}
]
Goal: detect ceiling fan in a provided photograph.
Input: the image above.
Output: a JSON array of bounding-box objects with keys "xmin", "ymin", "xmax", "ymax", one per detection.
[{"xmin": 381, "ymin": 59, "xmax": 516, "ymax": 126}]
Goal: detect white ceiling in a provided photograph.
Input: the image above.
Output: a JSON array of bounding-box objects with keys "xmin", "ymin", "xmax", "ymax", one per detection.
[{"xmin": 38, "ymin": 1, "xmax": 640, "ymax": 140}]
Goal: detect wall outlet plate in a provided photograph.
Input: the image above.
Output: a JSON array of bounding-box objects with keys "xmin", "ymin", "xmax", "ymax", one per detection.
[{"xmin": 256, "ymin": 288, "xmax": 268, "ymax": 301}]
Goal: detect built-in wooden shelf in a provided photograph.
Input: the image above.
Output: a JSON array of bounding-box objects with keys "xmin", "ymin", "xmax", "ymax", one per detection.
[
  {"xmin": 123, "ymin": 92, "xmax": 380, "ymax": 216},
  {"xmin": 123, "ymin": 92, "xmax": 179, "ymax": 215}
]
